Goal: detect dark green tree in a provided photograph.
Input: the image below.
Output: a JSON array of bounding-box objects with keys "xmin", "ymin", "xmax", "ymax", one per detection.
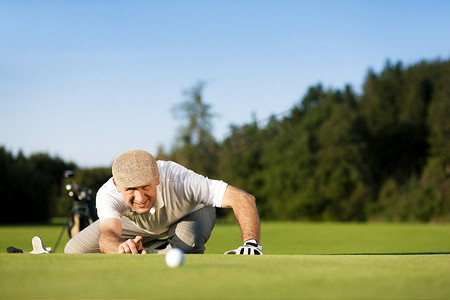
[{"xmin": 0, "ymin": 147, "xmax": 76, "ymax": 223}]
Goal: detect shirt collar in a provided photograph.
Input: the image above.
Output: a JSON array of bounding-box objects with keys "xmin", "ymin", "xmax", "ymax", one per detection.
[{"xmin": 153, "ymin": 184, "xmax": 165, "ymax": 210}]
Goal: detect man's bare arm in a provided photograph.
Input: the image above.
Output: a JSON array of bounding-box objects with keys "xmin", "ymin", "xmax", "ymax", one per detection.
[
  {"xmin": 221, "ymin": 185, "xmax": 261, "ymax": 243},
  {"xmin": 99, "ymin": 219, "xmax": 147, "ymax": 254},
  {"xmin": 99, "ymin": 218, "xmax": 124, "ymax": 253}
]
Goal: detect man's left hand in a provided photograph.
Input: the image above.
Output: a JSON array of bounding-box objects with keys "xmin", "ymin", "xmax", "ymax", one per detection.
[{"xmin": 224, "ymin": 239, "xmax": 263, "ymax": 255}]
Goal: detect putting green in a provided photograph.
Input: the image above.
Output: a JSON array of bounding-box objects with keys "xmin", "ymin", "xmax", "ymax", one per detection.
[
  {"xmin": 0, "ymin": 222, "xmax": 449, "ymax": 299},
  {"xmin": 0, "ymin": 254, "xmax": 449, "ymax": 299}
]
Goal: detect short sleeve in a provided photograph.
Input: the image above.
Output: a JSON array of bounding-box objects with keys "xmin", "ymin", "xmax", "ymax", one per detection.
[
  {"xmin": 159, "ymin": 161, "xmax": 229, "ymax": 208},
  {"xmin": 208, "ymin": 179, "xmax": 228, "ymax": 207},
  {"xmin": 96, "ymin": 177, "xmax": 127, "ymax": 220}
]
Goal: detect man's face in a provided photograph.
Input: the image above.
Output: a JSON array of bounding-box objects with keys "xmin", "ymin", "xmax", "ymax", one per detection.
[{"xmin": 114, "ymin": 179, "xmax": 159, "ymax": 214}]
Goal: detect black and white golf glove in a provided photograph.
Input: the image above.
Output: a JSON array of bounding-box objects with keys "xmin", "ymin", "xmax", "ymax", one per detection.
[{"xmin": 224, "ymin": 239, "xmax": 263, "ymax": 255}]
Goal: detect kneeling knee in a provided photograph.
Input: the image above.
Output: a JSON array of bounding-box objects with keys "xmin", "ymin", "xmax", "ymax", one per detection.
[
  {"xmin": 169, "ymin": 237, "xmax": 206, "ymax": 254},
  {"xmin": 64, "ymin": 240, "xmax": 77, "ymax": 254}
]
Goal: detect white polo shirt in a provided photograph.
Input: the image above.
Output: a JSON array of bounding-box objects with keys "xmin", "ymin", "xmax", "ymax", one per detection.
[{"xmin": 96, "ymin": 160, "xmax": 228, "ymax": 235}]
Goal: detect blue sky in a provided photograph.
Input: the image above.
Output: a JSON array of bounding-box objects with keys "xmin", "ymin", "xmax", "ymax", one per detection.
[{"xmin": 1, "ymin": 0, "xmax": 449, "ymax": 167}]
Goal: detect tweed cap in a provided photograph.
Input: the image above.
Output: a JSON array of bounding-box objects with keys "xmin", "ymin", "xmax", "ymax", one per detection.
[{"xmin": 112, "ymin": 150, "xmax": 159, "ymax": 188}]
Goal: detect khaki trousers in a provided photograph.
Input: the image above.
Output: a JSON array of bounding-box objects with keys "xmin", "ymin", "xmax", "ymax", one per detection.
[{"xmin": 64, "ymin": 206, "xmax": 216, "ymax": 254}]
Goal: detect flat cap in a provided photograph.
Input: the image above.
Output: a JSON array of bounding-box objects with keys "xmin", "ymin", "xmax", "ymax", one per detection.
[{"xmin": 112, "ymin": 150, "xmax": 159, "ymax": 188}]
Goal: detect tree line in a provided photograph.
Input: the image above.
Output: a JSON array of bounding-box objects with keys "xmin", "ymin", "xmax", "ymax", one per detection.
[
  {"xmin": 161, "ymin": 58, "xmax": 450, "ymax": 222},
  {"xmin": 0, "ymin": 149, "xmax": 110, "ymax": 223},
  {"xmin": 0, "ymin": 150, "xmax": 75, "ymax": 222},
  {"xmin": 1, "ymin": 58, "xmax": 449, "ymax": 223}
]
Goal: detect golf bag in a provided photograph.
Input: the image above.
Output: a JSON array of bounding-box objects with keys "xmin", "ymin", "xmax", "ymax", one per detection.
[
  {"xmin": 52, "ymin": 170, "xmax": 99, "ymax": 252},
  {"xmin": 66, "ymin": 184, "xmax": 96, "ymax": 238}
]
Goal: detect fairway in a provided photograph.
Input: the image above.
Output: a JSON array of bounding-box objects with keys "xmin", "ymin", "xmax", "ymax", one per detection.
[{"xmin": 1, "ymin": 222, "xmax": 449, "ymax": 299}]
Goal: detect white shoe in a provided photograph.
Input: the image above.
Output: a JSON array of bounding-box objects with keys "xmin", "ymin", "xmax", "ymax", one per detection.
[{"xmin": 30, "ymin": 236, "xmax": 52, "ymax": 254}]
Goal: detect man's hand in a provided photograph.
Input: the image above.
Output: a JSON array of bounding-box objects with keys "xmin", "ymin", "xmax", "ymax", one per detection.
[
  {"xmin": 118, "ymin": 236, "xmax": 147, "ymax": 254},
  {"xmin": 224, "ymin": 239, "xmax": 263, "ymax": 255}
]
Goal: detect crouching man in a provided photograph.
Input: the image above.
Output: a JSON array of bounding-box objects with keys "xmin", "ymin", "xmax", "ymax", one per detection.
[{"xmin": 64, "ymin": 150, "xmax": 262, "ymax": 255}]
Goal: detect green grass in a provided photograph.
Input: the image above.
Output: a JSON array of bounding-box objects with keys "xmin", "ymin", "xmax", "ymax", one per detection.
[{"xmin": 0, "ymin": 222, "xmax": 449, "ymax": 299}]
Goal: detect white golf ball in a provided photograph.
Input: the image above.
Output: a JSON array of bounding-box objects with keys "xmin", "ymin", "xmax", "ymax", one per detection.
[{"xmin": 165, "ymin": 248, "xmax": 185, "ymax": 268}]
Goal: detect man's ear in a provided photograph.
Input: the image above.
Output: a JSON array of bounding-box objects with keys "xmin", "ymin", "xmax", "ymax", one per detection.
[{"xmin": 112, "ymin": 178, "xmax": 122, "ymax": 192}]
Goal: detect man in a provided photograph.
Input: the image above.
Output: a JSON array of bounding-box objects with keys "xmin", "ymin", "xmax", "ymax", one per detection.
[{"xmin": 64, "ymin": 150, "xmax": 263, "ymax": 255}]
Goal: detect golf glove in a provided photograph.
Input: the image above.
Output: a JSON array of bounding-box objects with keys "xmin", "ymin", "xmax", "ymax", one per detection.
[{"xmin": 224, "ymin": 239, "xmax": 263, "ymax": 255}]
